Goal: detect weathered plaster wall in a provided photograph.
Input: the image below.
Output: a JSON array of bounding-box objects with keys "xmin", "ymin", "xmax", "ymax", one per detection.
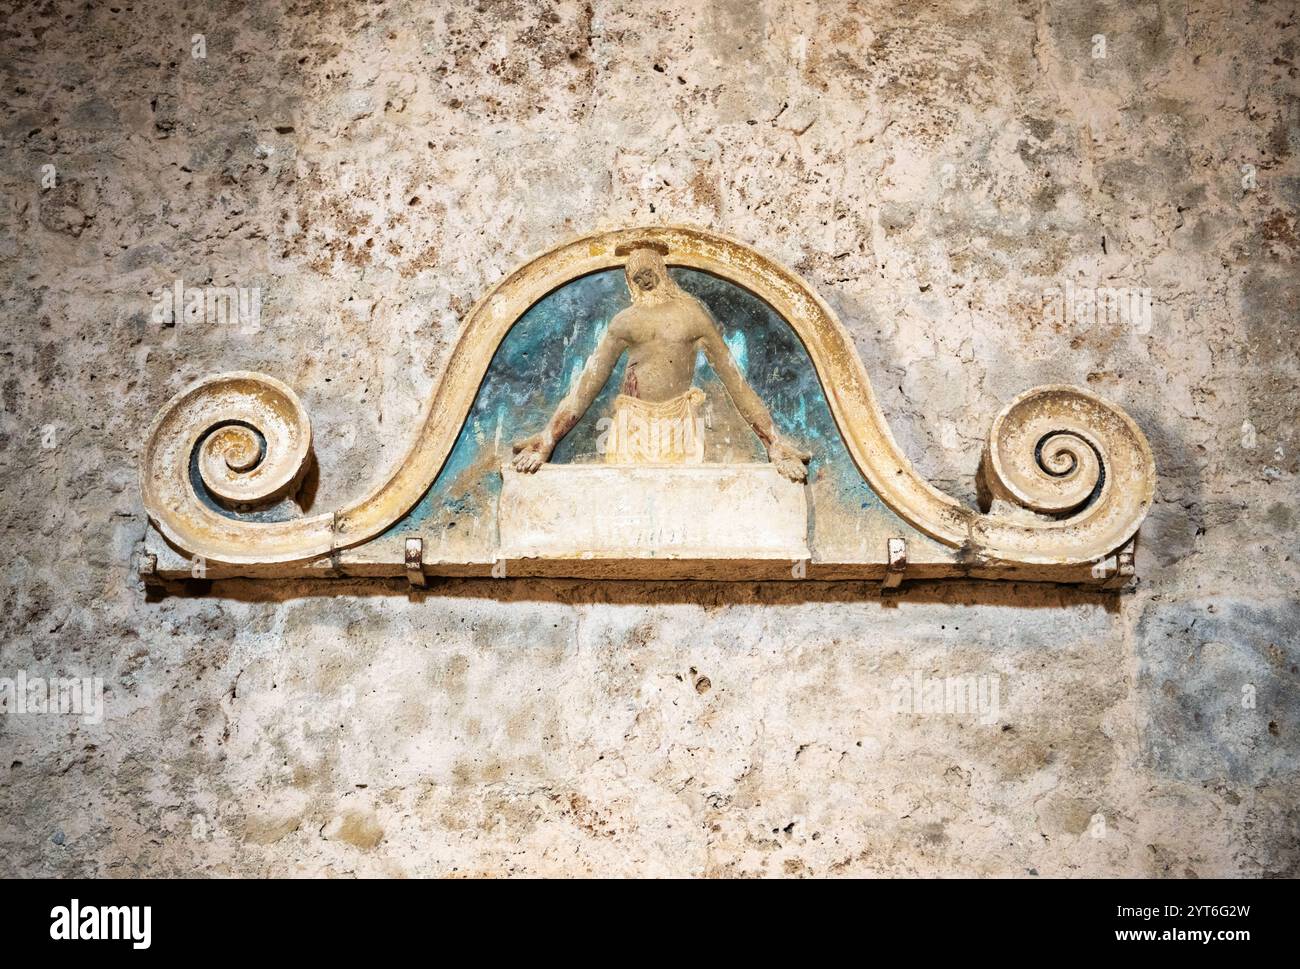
[{"xmin": 1, "ymin": 0, "xmax": 1296, "ymax": 876}]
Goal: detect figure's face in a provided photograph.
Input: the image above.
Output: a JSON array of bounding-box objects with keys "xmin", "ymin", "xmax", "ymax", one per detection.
[{"xmin": 632, "ymin": 267, "xmax": 658, "ymax": 292}]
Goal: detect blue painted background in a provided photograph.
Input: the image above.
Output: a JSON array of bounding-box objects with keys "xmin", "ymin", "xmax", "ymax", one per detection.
[{"xmin": 388, "ymin": 267, "xmax": 887, "ymax": 538}]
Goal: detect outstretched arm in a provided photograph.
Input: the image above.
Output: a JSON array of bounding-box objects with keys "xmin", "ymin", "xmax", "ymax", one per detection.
[
  {"xmin": 512, "ymin": 324, "xmax": 628, "ymax": 472},
  {"xmin": 696, "ymin": 314, "xmax": 811, "ymax": 483}
]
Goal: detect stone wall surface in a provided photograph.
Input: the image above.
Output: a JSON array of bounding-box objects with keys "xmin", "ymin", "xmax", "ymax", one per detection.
[{"xmin": 1, "ymin": 0, "xmax": 1296, "ymax": 876}]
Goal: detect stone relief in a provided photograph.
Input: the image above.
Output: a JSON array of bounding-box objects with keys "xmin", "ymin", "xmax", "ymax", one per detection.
[
  {"xmin": 138, "ymin": 225, "xmax": 1156, "ymax": 587},
  {"xmin": 509, "ymin": 242, "xmax": 811, "ymax": 481}
]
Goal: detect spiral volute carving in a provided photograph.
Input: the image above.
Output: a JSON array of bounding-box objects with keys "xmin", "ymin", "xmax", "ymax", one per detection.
[
  {"xmin": 973, "ymin": 385, "xmax": 1156, "ymax": 564},
  {"xmin": 139, "ymin": 372, "xmax": 332, "ymax": 565}
]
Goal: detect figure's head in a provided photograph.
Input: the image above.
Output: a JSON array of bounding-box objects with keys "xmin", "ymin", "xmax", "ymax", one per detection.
[
  {"xmin": 622, "ymin": 244, "xmax": 678, "ymax": 304},
  {"xmin": 631, "ymin": 261, "xmax": 659, "ymax": 293}
]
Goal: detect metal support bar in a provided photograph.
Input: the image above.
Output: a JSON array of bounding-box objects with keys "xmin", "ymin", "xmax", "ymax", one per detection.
[
  {"xmin": 405, "ymin": 537, "xmax": 426, "ymax": 588},
  {"xmin": 882, "ymin": 538, "xmax": 907, "ymax": 590},
  {"xmin": 1102, "ymin": 544, "xmax": 1136, "ymax": 591},
  {"xmin": 1090, "ymin": 539, "xmax": 1137, "ymax": 591}
]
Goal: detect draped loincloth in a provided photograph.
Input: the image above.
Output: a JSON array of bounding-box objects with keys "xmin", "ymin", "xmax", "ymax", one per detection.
[{"xmin": 602, "ymin": 386, "xmax": 706, "ymax": 465}]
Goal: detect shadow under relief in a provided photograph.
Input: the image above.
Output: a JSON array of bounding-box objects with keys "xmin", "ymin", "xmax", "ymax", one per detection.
[{"xmin": 146, "ymin": 574, "xmax": 1123, "ymax": 612}]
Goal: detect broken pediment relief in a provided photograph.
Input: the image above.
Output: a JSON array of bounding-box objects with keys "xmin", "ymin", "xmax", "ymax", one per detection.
[{"xmin": 137, "ymin": 226, "xmax": 1156, "ymax": 589}]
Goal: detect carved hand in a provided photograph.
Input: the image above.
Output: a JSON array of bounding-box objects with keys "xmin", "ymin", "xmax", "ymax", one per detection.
[
  {"xmin": 511, "ymin": 432, "xmax": 554, "ymax": 473},
  {"xmin": 767, "ymin": 436, "xmax": 812, "ymax": 483}
]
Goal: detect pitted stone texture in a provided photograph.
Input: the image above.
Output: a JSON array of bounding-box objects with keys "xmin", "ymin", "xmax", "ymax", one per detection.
[{"xmin": 0, "ymin": 0, "xmax": 1296, "ymax": 876}]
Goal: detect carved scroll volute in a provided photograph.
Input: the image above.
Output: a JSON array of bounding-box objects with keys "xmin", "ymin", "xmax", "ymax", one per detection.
[
  {"xmin": 140, "ymin": 372, "xmax": 334, "ymax": 564},
  {"xmin": 972, "ymin": 385, "xmax": 1156, "ymax": 565},
  {"xmin": 138, "ymin": 226, "xmax": 1158, "ymax": 573}
]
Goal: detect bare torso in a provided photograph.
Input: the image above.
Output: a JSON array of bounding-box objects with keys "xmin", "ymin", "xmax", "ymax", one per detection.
[
  {"xmin": 510, "ymin": 248, "xmax": 810, "ymax": 481},
  {"xmin": 612, "ymin": 297, "xmax": 711, "ymax": 401}
]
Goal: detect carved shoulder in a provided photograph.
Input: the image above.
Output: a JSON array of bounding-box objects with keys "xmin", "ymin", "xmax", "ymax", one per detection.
[
  {"xmin": 607, "ymin": 306, "xmax": 637, "ymax": 341},
  {"xmin": 685, "ymin": 296, "xmax": 722, "ymax": 342}
]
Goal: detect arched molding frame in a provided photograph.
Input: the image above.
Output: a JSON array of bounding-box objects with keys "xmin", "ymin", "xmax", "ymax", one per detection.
[{"xmin": 139, "ymin": 226, "xmax": 1156, "ymax": 585}]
